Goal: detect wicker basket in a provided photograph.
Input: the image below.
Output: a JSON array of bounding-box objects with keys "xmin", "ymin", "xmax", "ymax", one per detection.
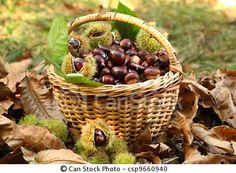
[{"xmin": 48, "ymin": 12, "xmax": 182, "ymax": 144}]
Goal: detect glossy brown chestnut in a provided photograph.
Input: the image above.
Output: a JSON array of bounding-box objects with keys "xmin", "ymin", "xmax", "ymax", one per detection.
[
  {"xmin": 124, "ymin": 71, "xmax": 139, "ymax": 84},
  {"xmin": 144, "ymin": 66, "xmax": 161, "ymax": 80},
  {"xmin": 113, "ymin": 40, "xmax": 120, "ymax": 45},
  {"xmin": 126, "ymin": 49, "xmax": 137, "ymax": 56},
  {"xmin": 93, "ymin": 48, "xmax": 107, "ymax": 58},
  {"xmin": 129, "ymin": 55, "xmax": 141, "ymax": 65},
  {"xmin": 73, "ymin": 58, "xmax": 85, "ymax": 71},
  {"xmin": 137, "ymin": 50, "xmax": 149, "ymax": 60},
  {"xmin": 145, "ymin": 54, "xmax": 158, "ymax": 65},
  {"xmin": 95, "ymin": 55, "xmax": 106, "ymax": 68},
  {"xmin": 98, "ymin": 44, "xmax": 111, "ymax": 53},
  {"xmin": 101, "ymin": 67, "xmax": 111, "ymax": 76},
  {"xmin": 111, "ymin": 66, "xmax": 128, "ymax": 79},
  {"xmin": 106, "ymin": 60, "xmax": 113, "ymax": 69},
  {"xmin": 111, "ymin": 45, "xmax": 124, "ymax": 52},
  {"xmin": 94, "ymin": 128, "xmax": 107, "ymax": 146},
  {"xmin": 142, "ymin": 61, "xmax": 149, "ymax": 68},
  {"xmin": 159, "ymin": 54, "xmax": 169, "ymax": 68},
  {"xmin": 110, "ymin": 50, "xmax": 126, "ymax": 65},
  {"xmin": 125, "ymin": 55, "xmax": 131, "ymax": 65},
  {"xmin": 129, "ymin": 63, "xmax": 145, "ymax": 72},
  {"xmin": 120, "ymin": 38, "xmax": 132, "ymax": 50},
  {"xmin": 102, "ymin": 75, "xmax": 115, "ymax": 84}
]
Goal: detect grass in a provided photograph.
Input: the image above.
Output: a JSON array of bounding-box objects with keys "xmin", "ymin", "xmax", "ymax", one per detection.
[{"xmin": 0, "ymin": 0, "xmax": 235, "ymax": 76}]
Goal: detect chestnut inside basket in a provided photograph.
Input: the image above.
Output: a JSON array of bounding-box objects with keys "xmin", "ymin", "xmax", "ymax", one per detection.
[{"xmin": 47, "ymin": 12, "xmax": 182, "ymax": 144}]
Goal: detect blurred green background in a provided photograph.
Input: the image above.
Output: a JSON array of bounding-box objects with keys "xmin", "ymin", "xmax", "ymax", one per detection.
[{"xmin": 0, "ymin": 0, "xmax": 236, "ymax": 76}]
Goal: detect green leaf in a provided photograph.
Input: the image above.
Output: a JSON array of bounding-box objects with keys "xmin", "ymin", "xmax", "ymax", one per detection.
[
  {"xmin": 113, "ymin": 2, "xmax": 139, "ymax": 40},
  {"xmin": 47, "ymin": 16, "xmax": 68, "ymax": 66},
  {"xmin": 65, "ymin": 73, "xmax": 103, "ymax": 87}
]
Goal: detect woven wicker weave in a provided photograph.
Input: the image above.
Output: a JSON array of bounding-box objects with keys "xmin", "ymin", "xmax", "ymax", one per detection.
[{"xmin": 48, "ymin": 12, "xmax": 182, "ymax": 143}]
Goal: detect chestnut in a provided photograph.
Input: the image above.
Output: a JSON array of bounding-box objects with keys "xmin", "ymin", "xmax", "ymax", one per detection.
[
  {"xmin": 73, "ymin": 58, "xmax": 85, "ymax": 71},
  {"xmin": 95, "ymin": 55, "xmax": 106, "ymax": 68},
  {"xmin": 144, "ymin": 66, "xmax": 161, "ymax": 80},
  {"xmin": 69, "ymin": 37, "xmax": 80, "ymax": 49},
  {"xmin": 124, "ymin": 71, "xmax": 139, "ymax": 84},
  {"xmin": 126, "ymin": 49, "xmax": 137, "ymax": 56},
  {"xmin": 120, "ymin": 38, "xmax": 132, "ymax": 50},
  {"xmin": 145, "ymin": 54, "xmax": 158, "ymax": 65},
  {"xmin": 110, "ymin": 50, "xmax": 126, "ymax": 65},
  {"xmin": 94, "ymin": 128, "xmax": 107, "ymax": 146},
  {"xmin": 111, "ymin": 66, "xmax": 128, "ymax": 79},
  {"xmin": 113, "ymin": 40, "xmax": 120, "ymax": 45},
  {"xmin": 159, "ymin": 54, "xmax": 170, "ymax": 68},
  {"xmin": 125, "ymin": 55, "xmax": 131, "ymax": 65},
  {"xmin": 102, "ymin": 75, "xmax": 115, "ymax": 84},
  {"xmin": 101, "ymin": 67, "xmax": 111, "ymax": 76},
  {"xmin": 98, "ymin": 44, "xmax": 111, "ymax": 53},
  {"xmin": 129, "ymin": 55, "xmax": 141, "ymax": 65},
  {"xmin": 142, "ymin": 61, "xmax": 149, "ymax": 68},
  {"xmin": 111, "ymin": 45, "xmax": 124, "ymax": 52},
  {"xmin": 92, "ymin": 48, "xmax": 107, "ymax": 58},
  {"xmin": 129, "ymin": 63, "xmax": 145, "ymax": 72},
  {"xmin": 138, "ymin": 50, "xmax": 149, "ymax": 60},
  {"xmin": 106, "ymin": 60, "xmax": 113, "ymax": 69}
]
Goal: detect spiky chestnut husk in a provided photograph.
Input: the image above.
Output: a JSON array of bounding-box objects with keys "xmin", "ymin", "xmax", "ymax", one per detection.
[
  {"xmin": 83, "ymin": 22, "xmax": 113, "ymax": 49},
  {"xmin": 88, "ymin": 148, "xmax": 110, "ymax": 164},
  {"xmin": 38, "ymin": 119, "xmax": 68, "ymax": 142},
  {"xmin": 79, "ymin": 119, "xmax": 113, "ymax": 157},
  {"xmin": 68, "ymin": 33, "xmax": 91, "ymax": 57},
  {"xmin": 136, "ymin": 29, "xmax": 162, "ymax": 54},
  {"xmin": 18, "ymin": 114, "xmax": 39, "ymax": 125},
  {"xmin": 112, "ymin": 30, "xmax": 121, "ymax": 41},
  {"xmin": 61, "ymin": 53, "xmax": 74, "ymax": 74},
  {"xmin": 106, "ymin": 137, "xmax": 128, "ymax": 160},
  {"xmin": 113, "ymin": 152, "xmax": 136, "ymax": 164},
  {"xmin": 75, "ymin": 140, "xmax": 85, "ymax": 155},
  {"xmin": 78, "ymin": 54, "xmax": 97, "ymax": 79}
]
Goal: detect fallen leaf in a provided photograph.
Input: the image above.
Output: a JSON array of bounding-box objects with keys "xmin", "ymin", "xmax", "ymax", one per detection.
[
  {"xmin": 215, "ymin": 69, "xmax": 236, "ymax": 105},
  {"xmin": 184, "ymin": 146, "xmax": 236, "ymax": 164},
  {"xmin": 22, "ymin": 149, "xmax": 87, "ymax": 164},
  {"xmin": 171, "ymin": 111, "xmax": 193, "ymax": 145},
  {"xmin": 0, "ymin": 115, "xmax": 22, "ymax": 149},
  {"xmin": 135, "ymin": 151, "xmax": 161, "ymax": 164},
  {"xmin": 210, "ymin": 87, "xmax": 236, "ymax": 126},
  {"xmin": 191, "ymin": 123, "xmax": 236, "ymax": 155},
  {"xmin": 0, "ymin": 137, "xmax": 12, "ymax": 159},
  {"xmin": 0, "ymin": 99, "xmax": 14, "ymax": 115},
  {"xmin": 0, "ymin": 59, "xmax": 8, "ymax": 79},
  {"xmin": 13, "ymin": 124, "xmax": 66, "ymax": 152},
  {"xmin": 18, "ymin": 73, "xmax": 64, "ymax": 120},
  {"xmin": 132, "ymin": 127, "xmax": 152, "ymax": 153},
  {"xmin": 0, "ymin": 147, "xmax": 27, "ymax": 164},
  {"xmin": 0, "ymin": 59, "xmax": 32, "ymax": 93},
  {"xmin": 211, "ymin": 125, "xmax": 236, "ymax": 141},
  {"xmin": 177, "ymin": 79, "xmax": 199, "ymax": 121}
]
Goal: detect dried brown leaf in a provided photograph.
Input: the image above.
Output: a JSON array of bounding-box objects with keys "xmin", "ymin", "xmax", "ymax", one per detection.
[
  {"xmin": 211, "ymin": 125, "xmax": 236, "ymax": 141},
  {"xmin": 215, "ymin": 69, "xmax": 236, "ymax": 105},
  {"xmin": 0, "ymin": 59, "xmax": 8, "ymax": 79},
  {"xmin": 0, "ymin": 59, "xmax": 32, "ymax": 93},
  {"xmin": 177, "ymin": 80, "xmax": 199, "ymax": 121},
  {"xmin": 0, "ymin": 99, "xmax": 14, "ymax": 115},
  {"xmin": 0, "ymin": 147, "xmax": 27, "ymax": 164},
  {"xmin": 210, "ymin": 87, "xmax": 236, "ymax": 126},
  {"xmin": 135, "ymin": 151, "xmax": 161, "ymax": 164},
  {"xmin": 184, "ymin": 146, "xmax": 236, "ymax": 164},
  {"xmin": 191, "ymin": 123, "xmax": 236, "ymax": 155},
  {"xmin": 13, "ymin": 124, "xmax": 66, "ymax": 152},
  {"xmin": 21, "ymin": 147, "xmax": 87, "ymax": 164},
  {"xmin": 171, "ymin": 111, "xmax": 193, "ymax": 145},
  {"xmin": 0, "ymin": 115, "xmax": 22, "ymax": 149},
  {"xmin": 19, "ymin": 73, "xmax": 64, "ymax": 120}
]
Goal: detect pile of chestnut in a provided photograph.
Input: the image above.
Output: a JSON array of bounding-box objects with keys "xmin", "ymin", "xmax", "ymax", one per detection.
[{"xmin": 75, "ymin": 38, "xmax": 170, "ymax": 85}]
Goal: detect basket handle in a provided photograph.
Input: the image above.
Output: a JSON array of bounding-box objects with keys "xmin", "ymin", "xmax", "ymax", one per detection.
[{"xmin": 68, "ymin": 12, "xmax": 182, "ymax": 73}]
